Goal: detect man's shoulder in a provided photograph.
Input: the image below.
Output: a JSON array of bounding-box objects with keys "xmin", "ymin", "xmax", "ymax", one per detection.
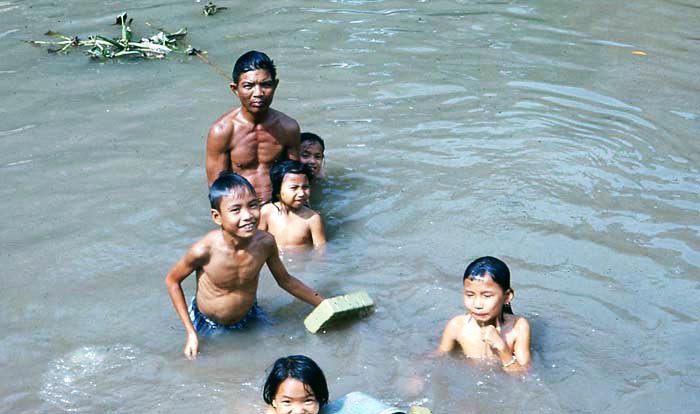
[
  {"xmin": 209, "ymin": 108, "xmax": 244, "ymax": 135},
  {"xmin": 269, "ymin": 109, "xmax": 300, "ymax": 132}
]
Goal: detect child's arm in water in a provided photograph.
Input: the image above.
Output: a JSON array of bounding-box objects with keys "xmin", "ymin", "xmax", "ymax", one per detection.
[
  {"xmin": 258, "ymin": 204, "xmax": 271, "ymax": 231},
  {"xmin": 309, "ymin": 211, "xmax": 326, "ymax": 247},
  {"xmin": 482, "ymin": 316, "xmax": 532, "ymax": 371},
  {"xmin": 164, "ymin": 240, "xmax": 209, "ymax": 360},
  {"xmin": 265, "ymin": 236, "xmax": 324, "ymax": 306},
  {"xmin": 436, "ymin": 315, "xmax": 462, "ymax": 355}
]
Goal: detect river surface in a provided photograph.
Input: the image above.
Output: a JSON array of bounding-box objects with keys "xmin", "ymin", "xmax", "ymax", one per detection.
[{"xmin": 1, "ymin": 1, "xmax": 699, "ymax": 413}]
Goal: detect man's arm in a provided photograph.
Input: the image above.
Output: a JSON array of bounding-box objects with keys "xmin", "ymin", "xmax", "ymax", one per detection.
[
  {"xmin": 205, "ymin": 121, "xmax": 232, "ymax": 187},
  {"xmin": 266, "ymin": 238, "xmax": 323, "ymax": 306},
  {"xmin": 282, "ymin": 119, "xmax": 301, "ymax": 161},
  {"xmin": 164, "ymin": 242, "xmax": 208, "ymax": 359}
]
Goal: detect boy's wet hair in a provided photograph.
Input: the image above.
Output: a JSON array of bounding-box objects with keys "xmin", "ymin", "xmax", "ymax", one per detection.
[
  {"xmin": 269, "ymin": 160, "xmax": 313, "ymax": 203},
  {"xmin": 300, "ymin": 132, "xmax": 325, "ymax": 152},
  {"xmin": 208, "ymin": 171, "xmax": 256, "ymax": 210},
  {"xmin": 263, "ymin": 355, "xmax": 329, "ymax": 407},
  {"xmin": 463, "ymin": 256, "xmax": 514, "ymax": 314},
  {"xmin": 232, "ymin": 50, "xmax": 276, "ymax": 84}
]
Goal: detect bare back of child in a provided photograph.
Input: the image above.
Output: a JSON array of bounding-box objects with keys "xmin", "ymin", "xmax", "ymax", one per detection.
[
  {"xmin": 165, "ymin": 172, "xmax": 324, "ymax": 359},
  {"xmin": 438, "ymin": 256, "xmax": 531, "ymax": 371},
  {"xmin": 259, "ymin": 160, "xmax": 326, "ymax": 250}
]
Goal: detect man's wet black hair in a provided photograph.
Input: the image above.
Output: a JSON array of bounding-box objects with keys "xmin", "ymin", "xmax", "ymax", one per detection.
[
  {"xmin": 232, "ymin": 50, "xmax": 277, "ymax": 84},
  {"xmin": 208, "ymin": 171, "xmax": 256, "ymax": 210},
  {"xmin": 263, "ymin": 355, "xmax": 329, "ymax": 407},
  {"xmin": 269, "ymin": 160, "xmax": 313, "ymax": 203},
  {"xmin": 300, "ymin": 132, "xmax": 325, "ymax": 152},
  {"xmin": 463, "ymin": 256, "xmax": 514, "ymax": 314}
]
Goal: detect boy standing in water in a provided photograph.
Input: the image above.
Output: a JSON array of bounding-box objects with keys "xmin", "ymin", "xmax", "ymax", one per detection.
[{"xmin": 165, "ymin": 172, "xmax": 324, "ymax": 359}]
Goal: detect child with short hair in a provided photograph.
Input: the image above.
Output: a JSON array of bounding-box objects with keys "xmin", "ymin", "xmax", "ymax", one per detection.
[
  {"xmin": 437, "ymin": 256, "xmax": 531, "ymax": 371},
  {"xmin": 299, "ymin": 132, "xmax": 325, "ymax": 179},
  {"xmin": 258, "ymin": 160, "xmax": 326, "ymax": 249},
  {"xmin": 164, "ymin": 172, "xmax": 324, "ymax": 359},
  {"xmin": 263, "ymin": 355, "xmax": 329, "ymax": 414}
]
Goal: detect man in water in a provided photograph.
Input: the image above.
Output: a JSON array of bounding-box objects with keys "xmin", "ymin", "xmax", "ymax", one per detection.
[{"xmin": 206, "ymin": 50, "xmax": 300, "ymax": 203}]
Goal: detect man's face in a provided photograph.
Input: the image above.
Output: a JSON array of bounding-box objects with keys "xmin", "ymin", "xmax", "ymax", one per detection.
[{"xmin": 231, "ymin": 69, "xmax": 278, "ymax": 115}]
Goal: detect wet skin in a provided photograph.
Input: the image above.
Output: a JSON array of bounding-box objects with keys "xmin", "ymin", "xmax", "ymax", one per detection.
[
  {"xmin": 270, "ymin": 378, "xmax": 320, "ymax": 414},
  {"xmin": 299, "ymin": 141, "xmax": 324, "ymax": 178},
  {"xmin": 206, "ymin": 69, "xmax": 300, "ymax": 202}
]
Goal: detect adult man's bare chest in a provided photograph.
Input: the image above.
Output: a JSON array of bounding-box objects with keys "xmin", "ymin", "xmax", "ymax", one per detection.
[{"xmin": 230, "ymin": 130, "xmax": 285, "ymax": 167}]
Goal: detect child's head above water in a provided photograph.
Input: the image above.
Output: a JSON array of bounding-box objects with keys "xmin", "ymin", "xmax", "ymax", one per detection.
[
  {"xmin": 209, "ymin": 171, "xmax": 257, "ymax": 210},
  {"xmin": 270, "ymin": 160, "xmax": 313, "ymax": 205},
  {"xmin": 263, "ymin": 355, "xmax": 329, "ymax": 414},
  {"xmin": 299, "ymin": 132, "xmax": 325, "ymax": 178},
  {"xmin": 463, "ymin": 256, "xmax": 514, "ymax": 321}
]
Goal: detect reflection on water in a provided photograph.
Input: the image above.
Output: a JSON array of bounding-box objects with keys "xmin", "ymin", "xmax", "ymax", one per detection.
[{"xmin": 1, "ymin": 0, "xmax": 699, "ymax": 413}]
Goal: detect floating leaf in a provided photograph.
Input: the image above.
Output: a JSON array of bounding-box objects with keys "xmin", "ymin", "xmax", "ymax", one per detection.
[
  {"xmin": 203, "ymin": 3, "xmax": 227, "ymax": 16},
  {"xmin": 632, "ymin": 50, "xmax": 647, "ymax": 56}
]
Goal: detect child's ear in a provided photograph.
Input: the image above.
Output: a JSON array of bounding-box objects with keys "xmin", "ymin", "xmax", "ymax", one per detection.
[
  {"xmin": 230, "ymin": 82, "xmax": 238, "ymax": 96},
  {"xmin": 506, "ymin": 288, "xmax": 515, "ymax": 303},
  {"xmin": 211, "ymin": 209, "xmax": 222, "ymax": 225}
]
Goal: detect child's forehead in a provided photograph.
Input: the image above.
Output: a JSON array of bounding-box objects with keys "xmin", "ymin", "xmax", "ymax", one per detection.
[
  {"xmin": 464, "ymin": 272, "xmax": 499, "ymax": 287},
  {"xmin": 220, "ymin": 187, "xmax": 256, "ymax": 202},
  {"xmin": 282, "ymin": 172, "xmax": 309, "ymax": 183},
  {"xmin": 301, "ymin": 141, "xmax": 323, "ymax": 152}
]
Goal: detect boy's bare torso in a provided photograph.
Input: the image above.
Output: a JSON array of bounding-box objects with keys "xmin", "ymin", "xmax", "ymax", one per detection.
[
  {"xmin": 451, "ymin": 314, "xmax": 521, "ymax": 359},
  {"xmin": 194, "ymin": 228, "xmax": 274, "ymax": 324},
  {"xmin": 261, "ymin": 203, "xmax": 318, "ymax": 249},
  {"xmin": 207, "ymin": 108, "xmax": 300, "ymax": 203}
]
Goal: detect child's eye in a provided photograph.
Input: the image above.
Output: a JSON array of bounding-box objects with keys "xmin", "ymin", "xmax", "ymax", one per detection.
[{"xmin": 305, "ymin": 399, "xmax": 317, "ymax": 404}]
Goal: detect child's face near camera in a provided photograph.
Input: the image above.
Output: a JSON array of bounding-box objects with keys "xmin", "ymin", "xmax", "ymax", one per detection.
[
  {"xmin": 279, "ymin": 173, "xmax": 310, "ymax": 209},
  {"xmin": 299, "ymin": 142, "xmax": 324, "ymax": 177},
  {"xmin": 463, "ymin": 273, "xmax": 512, "ymax": 325},
  {"xmin": 272, "ymin": 378, "xmax": 320, "ymax": 414},
  {"xmin": 211, "ymin": 190, "xmax": 260, "ymax": 238}
]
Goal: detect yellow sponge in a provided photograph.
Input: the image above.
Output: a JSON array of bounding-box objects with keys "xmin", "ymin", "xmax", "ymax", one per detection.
[{"xmin": 304, "ymin": 291, "xmax": 374, "ymax": 333}]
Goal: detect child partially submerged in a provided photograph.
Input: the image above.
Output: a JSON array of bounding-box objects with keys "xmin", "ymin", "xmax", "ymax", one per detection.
[
  {"xmin": 437, "ymin": 256, "xmax": 531, "ymax": 371},
  {"xmin": 299, "ymin": 132, "xmax": 325, "ymax": 180},
  {"xmin": 259, "ymin": 160, "xmax": 326, "ymax": 250},
  {"xmin": 164, "ymin": 172, "xmax": 324, "ymax": 359}
]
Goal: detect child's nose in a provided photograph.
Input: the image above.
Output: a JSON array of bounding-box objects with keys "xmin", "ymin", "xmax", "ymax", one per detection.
[{"xmin": 290, "ymin": 405, "xmax": 306, "ymax": 414}]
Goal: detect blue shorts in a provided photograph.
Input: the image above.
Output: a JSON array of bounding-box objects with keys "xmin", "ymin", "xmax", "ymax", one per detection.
[{"xmin": 188, "ymin": 296, "xmax": 265, "ymax": 336}]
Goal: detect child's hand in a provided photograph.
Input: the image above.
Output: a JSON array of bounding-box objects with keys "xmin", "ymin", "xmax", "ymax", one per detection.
[
  {"xmin": 481, "ymin": 325, "xmax": 506, "ymax": 353},
  {"xmin": 184, "ymin": 332, "xmax": 199, "ymax": 360}
]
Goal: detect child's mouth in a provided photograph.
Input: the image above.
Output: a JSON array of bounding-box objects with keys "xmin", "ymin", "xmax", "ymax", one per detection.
[{"xmin": 239, "ymin": 222, "xmax": 256, "ymax": 231}]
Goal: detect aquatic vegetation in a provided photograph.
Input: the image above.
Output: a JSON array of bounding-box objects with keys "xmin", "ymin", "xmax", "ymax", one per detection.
[
  {"xmin": 28, "ymin": 13, "xmax": 197, "ymax": 60},
  {"xmin": 202, "ymin": 2, "xmax": 228, "ymax": 16}
]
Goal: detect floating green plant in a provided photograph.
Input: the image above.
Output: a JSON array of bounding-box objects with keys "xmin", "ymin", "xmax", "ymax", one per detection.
[
  {"xmin": 202, "ymin": 3, "xmax": 228, "ymax": 16},
  {"xmin": 28, "ymin": 13, "xmax": 197, "ymax": 59}
]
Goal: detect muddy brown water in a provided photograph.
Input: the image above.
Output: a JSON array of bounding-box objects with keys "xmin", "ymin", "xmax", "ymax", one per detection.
[{"xmin": 1, "ymin": 1, "xmax": 698, "ymax": 413}]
